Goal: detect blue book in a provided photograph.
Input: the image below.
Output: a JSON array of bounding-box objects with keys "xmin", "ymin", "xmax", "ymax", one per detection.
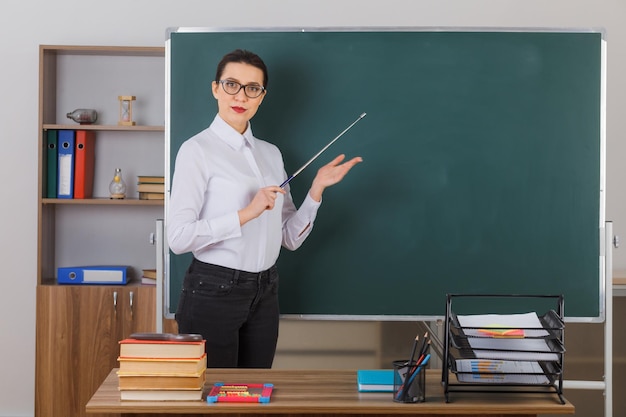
[
  {"xmin": 57, "ymin": 130, "xmax": 75, "ymax": 198},
  {"xmin": 356, "ymin": 369, "xmax": 394, "ymax": 392}
]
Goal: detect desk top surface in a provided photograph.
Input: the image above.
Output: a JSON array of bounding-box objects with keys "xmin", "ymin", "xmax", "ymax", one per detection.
[{"xmin": 86, "ymin": 368, "xmax": 574, "ymax": 415}]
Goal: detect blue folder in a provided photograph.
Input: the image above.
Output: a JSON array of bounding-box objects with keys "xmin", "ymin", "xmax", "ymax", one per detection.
[
  {"xmin": 57, "ymin": 265, "xmax": 130, "ymax": 285},
  {"xmin": 57, "ymin": 130, "xmax": 75, "ymax": 198}
]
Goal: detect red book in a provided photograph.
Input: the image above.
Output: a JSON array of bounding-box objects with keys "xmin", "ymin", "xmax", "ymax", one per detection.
[{"xmin": 74, "ymin": 130, "xmax": 95, "ymax": 199}]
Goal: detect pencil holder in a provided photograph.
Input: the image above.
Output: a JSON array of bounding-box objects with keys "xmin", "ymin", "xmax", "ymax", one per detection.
[{"xmin": 393, "ymin": 359, "xmax": 426, "ymax": 403}]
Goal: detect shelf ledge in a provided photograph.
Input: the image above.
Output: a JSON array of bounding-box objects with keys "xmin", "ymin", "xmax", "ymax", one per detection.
[
  {"xmin": 43, "ymin": 124, "xmax": 164, "ymax": 132},
  {"xmin": 42, "ymin": 198, "xmax": 163, "ymax": 206}
]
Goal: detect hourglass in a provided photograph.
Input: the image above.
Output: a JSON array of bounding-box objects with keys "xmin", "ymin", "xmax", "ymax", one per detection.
[{"xmin": 118, "ymin": 95, "xmax": 136, "ymax": 126}]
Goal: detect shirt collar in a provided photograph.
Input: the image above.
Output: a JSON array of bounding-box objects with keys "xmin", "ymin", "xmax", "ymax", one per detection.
[{"xmin": 210, "ymin": 114, "xmax": 256, "ymax": 150}]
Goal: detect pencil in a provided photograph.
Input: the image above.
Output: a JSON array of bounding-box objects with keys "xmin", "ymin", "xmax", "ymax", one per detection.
[
  {"xmin": 407, "ymin": 334, "xmax": 420, "ymax": 367},
  {"xmin": 417, "ymin": 336, "xmax": 431, "ymax": 362},
  {"xmin": 417, "ymin": 332, "xmax": 428, "ymax": 358}
]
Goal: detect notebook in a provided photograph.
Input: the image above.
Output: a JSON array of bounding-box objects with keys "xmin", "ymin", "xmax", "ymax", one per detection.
[{"xmin": 356, "ymin": 369, "xmax": 394, "ymax": 392}]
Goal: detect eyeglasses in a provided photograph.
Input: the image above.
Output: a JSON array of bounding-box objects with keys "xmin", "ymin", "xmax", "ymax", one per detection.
[{"xmin": 217, "ymin": 80, "xmax": 266, "ymax": 98}]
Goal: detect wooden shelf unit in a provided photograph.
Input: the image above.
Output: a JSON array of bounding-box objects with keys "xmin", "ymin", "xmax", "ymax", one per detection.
[
  {"xmin": 35, "ymin": 45, "xmax": 170, "ymax": 417},
  {"xmin": 37, "ymin": 45, "xmax": 166, "ymax": 285}
]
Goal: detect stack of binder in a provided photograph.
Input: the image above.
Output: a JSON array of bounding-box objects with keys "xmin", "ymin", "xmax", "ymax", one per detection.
[{"xmin": 45, "ymin": 129, "xmax": 95, "ymax": 199}]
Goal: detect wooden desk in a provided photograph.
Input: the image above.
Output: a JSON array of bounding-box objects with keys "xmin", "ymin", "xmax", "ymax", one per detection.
[{"xmin": 86, "ymin": 369, "xmax": 573, "ymax": 417}]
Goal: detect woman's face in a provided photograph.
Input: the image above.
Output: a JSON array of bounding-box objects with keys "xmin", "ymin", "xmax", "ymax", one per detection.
[{"xmin": 212, "ymin": 62, "xmax": 266, "ymax": 134}]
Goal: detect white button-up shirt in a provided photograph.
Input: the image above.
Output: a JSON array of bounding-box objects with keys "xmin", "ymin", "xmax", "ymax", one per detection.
[{"xmin": 167, "ymin": 115, "xmax": 321, "ymax": 273}]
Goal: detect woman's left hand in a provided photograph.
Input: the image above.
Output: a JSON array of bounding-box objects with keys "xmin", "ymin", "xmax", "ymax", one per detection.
[{"xmin": 308, "ymin": 154, "xmax": 363, "ymax": 202}]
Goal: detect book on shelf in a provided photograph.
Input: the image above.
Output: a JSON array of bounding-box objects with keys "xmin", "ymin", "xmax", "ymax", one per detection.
[
  {"xmin": 140, "ymin": 268, "xmax": 157, "ymax": 285},
  {"xmin": 142, "ymin": 269, "xmax": 157, "ymax": 279},
  {"xmin": 118, "ymin": 353, "xmax": 207, "ymax": 374},
  {"xmin": 120, "ymin": 389, "xmax": 204, "ymax": 401},
  {"xmin": 137, "ymin": 182, "xmax": 165, "ymax": 193},
  {"xmin": 119, "ymin": 336, "xmax": 205, "ymax": 359},
  {"xmin": 138, "ymin": 192, "xmax": 164, "ymax": 200},
  {"xmin": 118, "ymin": 369, "xmax": 206, "ymax": 390},
  {"xmin": 137, "ymin": 175, "xmax": 164, "ymax": 184}
]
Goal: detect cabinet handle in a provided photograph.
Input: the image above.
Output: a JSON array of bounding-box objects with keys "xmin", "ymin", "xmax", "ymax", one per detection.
[
  {"xmin": 129, "ymin": 291, "xmax": 134, "ymax": 318},
  {"xmin": 113, "ymin": 291, "xmax": 118, "ymax": 315}
]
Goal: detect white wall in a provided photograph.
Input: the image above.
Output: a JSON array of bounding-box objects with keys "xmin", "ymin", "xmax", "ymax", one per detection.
[{"xmin": 1, "ymin": 1, "xmax": 624, "ymax": 415}]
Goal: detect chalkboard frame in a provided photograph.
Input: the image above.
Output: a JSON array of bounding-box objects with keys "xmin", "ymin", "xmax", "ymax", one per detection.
[{"xmin": 164, "ymin": 27, "xmax": 606, "ymax": 322}]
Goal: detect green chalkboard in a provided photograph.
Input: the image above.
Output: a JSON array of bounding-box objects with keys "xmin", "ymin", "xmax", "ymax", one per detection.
[{"xmin": 166, "ymin": 29, "xmax": 604, "ymax": 319}]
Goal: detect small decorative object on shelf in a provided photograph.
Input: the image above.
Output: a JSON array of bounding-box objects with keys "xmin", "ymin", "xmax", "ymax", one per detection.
[
  {"xmin": 109, "ymin": 168, "xmax": 127, "ymax": 199},
  {"xmin": 118, "ymin": 95, "xmax": 136, "ymax": 126},
  {"xmin": 66, "ymin": 108, "xmax": 98, "ymax": 124}
]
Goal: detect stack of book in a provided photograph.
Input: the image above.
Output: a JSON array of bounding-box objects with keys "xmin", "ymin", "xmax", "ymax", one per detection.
[
  {"xmin": 141, "ymin": 268, "xmax": 157, "ymax": 285},
  {"xmin": 137, "ymin": 175, "xmax": 164, "ymax": 200},
  {"xmin": 117, "ymin": 333, "xmax": 207, "ymax": 401}
]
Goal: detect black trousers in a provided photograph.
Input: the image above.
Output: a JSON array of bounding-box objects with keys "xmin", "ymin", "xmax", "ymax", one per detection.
[{"xmin": 175, "ymin": 258, "xmax": 280, "ymax": 368}]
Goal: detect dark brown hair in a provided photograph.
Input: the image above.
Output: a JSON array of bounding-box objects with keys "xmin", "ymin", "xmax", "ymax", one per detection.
[{"xmin": 215, "ymin": 49, "xmax": 268, "ymax": 88}]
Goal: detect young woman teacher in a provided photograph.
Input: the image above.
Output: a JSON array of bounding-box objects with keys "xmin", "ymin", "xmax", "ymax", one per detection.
[{"xmin": 167, "ymin": 49, "xmax": 363, "ymax": 368}]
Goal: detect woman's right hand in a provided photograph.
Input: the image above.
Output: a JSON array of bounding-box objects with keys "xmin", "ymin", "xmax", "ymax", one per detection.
[{"xmin": 238, "ymin": 186, "xmax": 286, "ymax": 225}]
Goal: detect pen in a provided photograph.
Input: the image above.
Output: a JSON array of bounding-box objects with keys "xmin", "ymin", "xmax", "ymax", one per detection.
[
  {"xmin": 280, "ymin": 112, "xmax": 366, "ymax": 188},
  {"xmin": 406, "ymin": 354, "xmax": 431, "ymax": 390}
]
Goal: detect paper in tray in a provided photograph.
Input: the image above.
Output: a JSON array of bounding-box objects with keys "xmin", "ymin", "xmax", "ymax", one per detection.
[{"xmin": 206, "ymin": 382, "xmax": 274, "ymax": 403}]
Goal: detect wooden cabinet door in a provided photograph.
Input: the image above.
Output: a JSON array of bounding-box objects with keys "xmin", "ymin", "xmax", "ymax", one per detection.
[
  {"xmin": 35, "ymin": 285, "xmax": 157, "ymax": 417},
  {"xmin": 118, "ymin": 285, "xmax": 179, "ymax": 334},
  {"xmin": 36, "ymin": 285, "xmax": 119, "ymax": 417},
  {"xmin": 119, "ymin": 285, "xmax": 156, "ymax": 337}
]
